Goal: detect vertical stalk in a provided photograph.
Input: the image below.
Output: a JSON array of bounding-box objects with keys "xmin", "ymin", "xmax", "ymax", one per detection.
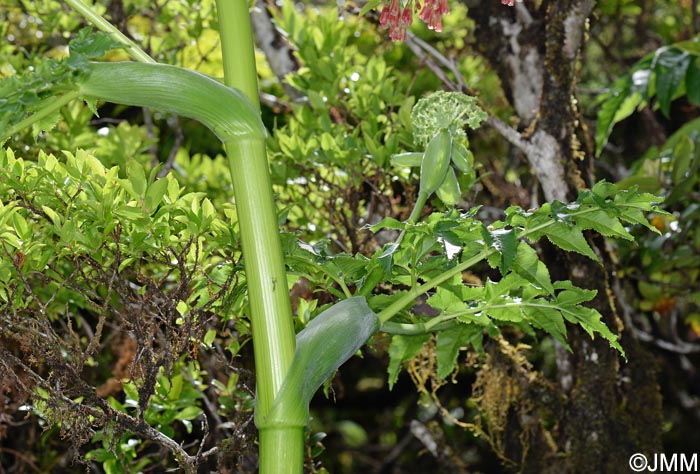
[
  {"xmin": 215, "ymin": 0, "xmax": 261, "ymax": 109},
  {"xmin": 216, "ymin": 0, "xmax": 300, "ymax": 472}
]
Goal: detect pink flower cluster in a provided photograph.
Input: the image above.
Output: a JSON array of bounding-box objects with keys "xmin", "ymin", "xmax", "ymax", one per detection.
[
  {"xmin": 379, "ymin": 0, "xmax": 517, "ymax": 42},
  {"xmin": 379, "ymin": 0, "xmax": 450, "ymax": 41},
  {"xmin": 379, "ymin": 0, "xmax": 413, "ymax": 41},
  {"xmin": 418, "ymin": 0, "xmax": 449, "ymax": 32}
]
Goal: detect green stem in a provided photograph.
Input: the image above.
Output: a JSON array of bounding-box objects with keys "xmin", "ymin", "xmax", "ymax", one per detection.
[
  {"xmin": 392, "ymin": 191, "xmax": 428, "ymax": 251},
  {"xmin": 378, "ymin": 247, "xmax": 497, "ymax": 324},
  {"xmin": 377, "ymin": 203, "xmax": 616, "ymax": 325},
  {"xmin": 63, "ymin": 0, "xmax": 154, "ymax": 63},
  {"xmin": 257, "ymin": 428, "xmax": 304, "ymax": 474},
  {"xmin": 216, "ymin": 1, "xmax": 299, "ymax": 472},
  {"xmin": 215, "ymin": 0, "xmax": 261, "ymax": 109},
  {"xmin": 223, "ymin": 137, "xmax": 296, "ymax": 411},
  {"xmin": 0, "ymin": 91, "xmax": 78, "ymax": 143},
  {"xmin": 381, "ymin": 319, "xmax": 459, "ymax": 335}
]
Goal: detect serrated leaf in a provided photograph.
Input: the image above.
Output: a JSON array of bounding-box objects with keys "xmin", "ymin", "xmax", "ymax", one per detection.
[
  {"xmin": 575, "ymin": 209, "xmax": 633, "ymax": 240},
  {"xmin": 83, "ymin": 97, "xmax": 99, "ymax": 116},
  {"xmin": 513, "ymin": 242, "xmax": 554, "ymax": 294},
  {"xmin": 544, "ymin": 222, "xmax": 598, "ymax": 261},
  {"xmin": 484, "ymin": 301, "xmax": 523, "ymax": 322},
  {"xmin": 555, "ymin": 281, "xmax": 597, "ymax": 305},
  {"xmin": 528, "ymin": 304, "xmax": 569, "ymax": 349},
  {"xmin": 427, "ymin": 287, "xmax": 469, "ymax": 314},
  {"xmin": 68, "ymin": 28, "xmax": 123, "ymax": 60},
  {"xmin": 591, "ymin": 180, "xmax": 619, "ymax": 199},
  {"xmin": 31, "ymin": 108, "xmax": 61, "ymax": 139},
  {"xmin": 324, "ymin": 255, "xmax": 370, "ymax": 279},
  {"xmin": 559, "ymin": 304, "xmax": 625, "ymax": 358},
  {"xmin": 617, "ymin": 207, "xmax": 660, "ymax": 233},
  {"xmin": 387, "ymin": 334, "xmax": 430, "ymax": 390},
  {"xmin": 435, "ymin": 324, "xmax": 478, "ymax": 380},
  {"xmin": 595, "ymin": 78, "xmax": 631, "ymax": 157},
  {"xmin": 370, "ymin": 216, "xmax": 405, "ymax": 232},
  {"xmin": 484, "ymin": 274, "xmax": 522, "ymax": 302},
  {"xmin": 483, "ymin": 226, "xmax": 518, "ymax": 275}
]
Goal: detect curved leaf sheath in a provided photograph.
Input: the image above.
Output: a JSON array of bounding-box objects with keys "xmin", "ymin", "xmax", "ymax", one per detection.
[
  {"xmin": 258, "ymin": 296, "xmax": 379, "ymax": 429},
  {"xmin": 78, "ymin": 62, "xmax": 265, "ymax": 141}
]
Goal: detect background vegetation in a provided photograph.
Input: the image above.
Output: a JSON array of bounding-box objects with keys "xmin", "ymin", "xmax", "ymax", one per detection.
[{"xmin": 1, "ymin": 0, "xmax": 699, "ymax": 472}]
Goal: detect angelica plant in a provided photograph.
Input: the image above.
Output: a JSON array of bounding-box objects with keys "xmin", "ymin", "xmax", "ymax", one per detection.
[{"xmin": 0, "ymin": 1, "xmax": 666, "ymax": 473}]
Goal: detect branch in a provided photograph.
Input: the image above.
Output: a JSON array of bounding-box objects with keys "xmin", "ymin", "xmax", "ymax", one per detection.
[
  {"xmin": 251, "ymin": 0, "xmax": 302, "ymax": 99},
  {"xmin": 0, "ymin": 350, "xmax": 214, "ymax": 473},
  {"xmin": 403, "ymin": 32, "xmax": 458, "ymax": 91},
  {"xmin": 486, "ymin": 115, "xmax": 533, "ymax": 155},
  {"xmin": 612, "ymin": 278, "xmax": 700, "ymax": 355}
]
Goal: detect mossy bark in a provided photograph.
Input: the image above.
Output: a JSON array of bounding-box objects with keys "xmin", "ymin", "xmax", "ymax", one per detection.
[{"xmin": 466, "ymin": 1, "xmax": 663, "ymax": 472}]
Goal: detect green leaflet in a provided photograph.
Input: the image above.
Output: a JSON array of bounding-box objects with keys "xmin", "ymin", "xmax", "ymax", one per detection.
[
  {"xmin": 575, "ymin": 208, "xmax": 634, "ymax": 240},
  {"xmin": 483, "ymin": 225, "xmax": 518, "ymax": 274},
  {"xmin": 387, "ymin": 333, "xmax": 430, "ymax": 389},
  {"xmin": 0, "ymin": 29, "xmax": 122, "ymax": 139},
  {"xmin": 436, "ymin": 324, "xmax": 482, "ymax": 380},
  {"xmin": 653, "ymin": 47, "xmax": 690, "ymax": 118},
  {"xmin": 686, "ymin": 57, "xmax": 700, "ymax": 105},
  {"xmin": 513, "ymin": 242, "xmax": 554, "ymax": 295},
  {"xmin": 596, "ymin": 38, "xmax": 700, "ymax": 155},
  {"xmin": 528, "ymin": 305, "xmax": 569, "ymax": 350},
  {"xmin": 258, "ymin": 297, "xmax": 379, "ymax": 429}
]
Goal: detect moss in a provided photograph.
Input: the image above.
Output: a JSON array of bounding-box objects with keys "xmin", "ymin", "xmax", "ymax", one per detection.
[{"xmin": 471, "ymin": 338, "xmax": 565, "ymax": 472}]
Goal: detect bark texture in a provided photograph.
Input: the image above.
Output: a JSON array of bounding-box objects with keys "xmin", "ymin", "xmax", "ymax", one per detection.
[{"xmin": 466, "ymin": 1, "xmax": 663, "ymax": 472}]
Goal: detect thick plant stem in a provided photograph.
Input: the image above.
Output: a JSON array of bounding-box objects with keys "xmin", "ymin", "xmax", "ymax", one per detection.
[
  {"xmin": 258, "ymin": 428, "xmax": 304, "ymax": 474},
  {"xmin": 223, "ymin": 137, "xmax": 296, "ymax": 412},
  {"xmin": 216, "ymin": 1, "xmax": 300, "ymax": 472},
  {"xmin": 216, "ymin": 0, "xmax": 261, "ymax": 109}
]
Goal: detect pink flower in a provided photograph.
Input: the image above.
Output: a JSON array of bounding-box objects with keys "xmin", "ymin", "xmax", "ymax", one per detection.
[
  {"xmin": 379, "ymin": 0, "xmax": 452, "ymax": 41},
  {"xmin": 419, "ymin": 0, "xmax": 449, "ymax": 31}
]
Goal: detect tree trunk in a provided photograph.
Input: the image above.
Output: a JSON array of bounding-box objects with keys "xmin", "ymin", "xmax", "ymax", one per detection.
[{"xmin": 466, "ymin": 1, "xmax": 663, "ymax": 472}]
